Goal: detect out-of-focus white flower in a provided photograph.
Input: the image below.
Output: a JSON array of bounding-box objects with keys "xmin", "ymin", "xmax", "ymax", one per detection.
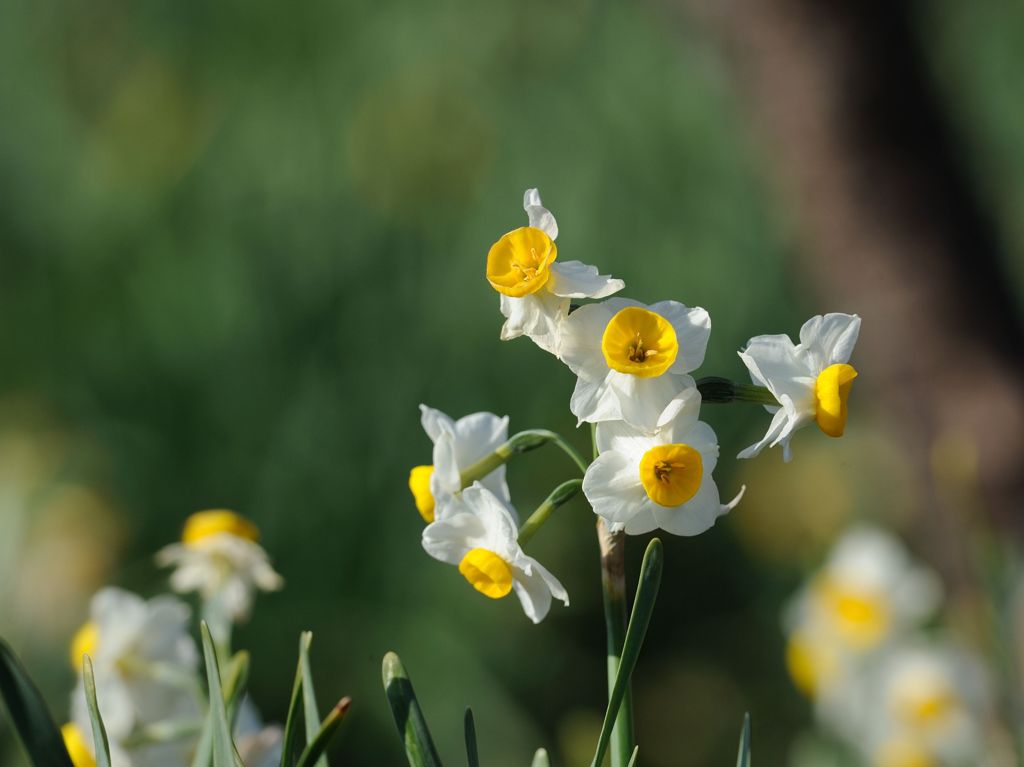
[
  {"xmin": 408, "ymin": 406, "xmax": 509, "ymax": 523},
  {"xmin": 234, "ymin": 697, "xmax": 283, "ymax": 767},
  {"xmin": 68, "ymin": 588, "xmax": 199, "ymax": 752},
  {"xmin": 156, "ymin": 510, "xmax": 283, "ymax": 625},
  {"xmin": 486, "ymin": 188, "xmax": 624, "ymax": 355},
  {"xmin": 559, "ymin": 297, "xmax": 710, "ymax": 430},
  {"xmin": 582, "ymin": 390, "xmax": 742, "ymax": 535},
  {"xmin": 852, "ymin": 643, "xmax": 988, "ymax": 767},
  {"xmin": 421, "ymin": 483, "xmax": 568, "ymax": 623},
  {"xmin": 738, "ymin": 313, "xmax": 861, "ymax": 462}
]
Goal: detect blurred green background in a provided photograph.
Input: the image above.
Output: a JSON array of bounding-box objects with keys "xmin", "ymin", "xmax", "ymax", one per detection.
[{"xmin": 1, "ymin": 0, "xmax": 1023, "ymax": 765}]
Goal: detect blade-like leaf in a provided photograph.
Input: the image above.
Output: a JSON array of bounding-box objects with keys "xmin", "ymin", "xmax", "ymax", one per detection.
[
  {"xmin": 298, "ymin": 632, "xmax": 327, "ymax": 767},
  {"xmin": 531, "ymin": 748, "xmax": 550, "ymax": 767},
  {"xmin": 381, "ymin": 652, "xmax": 443, "ymax": 767},
  {"xmin": 0, "ymin": 638, "xmax": 75, "ymax": 767},
  {"xmin": 200, "ymin": 622, "xmax": 243, "ymax": 767},
  {"xmin": 627, "ymin": 746, "xmax": 638, "ymax": 767},
  {"xmin": 222, "ymin": 651, "xmax": 250, "ymax": 728},
  {"xmin": 295, "ymin": 697, "xmax": 352, "ymax": 767},
  {"xmin": 82, "ymin": 656, "xmax": 112, "ymax": 767},
  {"xmin": 280, "ymin": 638, "xmax": 307, "ymax": 767},
  {"xmin": 463, "ymin": 708, "xmax": 479, "ymax": 767},
  {"xmin": 735, "ymin": 712, "xmax": 751, "ymax": 767},
  {"xmin": 591, "ymin": 538, "xmax": 664, "ymax": 767}
]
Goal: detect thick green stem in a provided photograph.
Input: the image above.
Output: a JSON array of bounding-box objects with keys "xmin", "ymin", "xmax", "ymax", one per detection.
[
  {"xmin": 696, "ymin": 376, "xmax": 777, "ymax": 406},
  {"xmin": 597, "ymin": 518, "xmax": 634, "ymax": 767},
  {"xmin": 459, "ymin": 430, "xmax": 589, "ymax": 487},
  {"xmin": 517, "ymin": 479, "xmax": 583, "ymax": 545}
]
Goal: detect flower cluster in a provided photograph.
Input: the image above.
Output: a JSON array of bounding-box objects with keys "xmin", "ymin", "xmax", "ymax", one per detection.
[
  {"xmin": 784, "ymin": 527, "xmax": 993, "ymax": 766},
  {"xmin": 62, "ymin": 510, "xmax": 284, "ymax": 767},
  {"xmin": 409, "ymin": 189, "xmax": 862, "ymax": 623}
]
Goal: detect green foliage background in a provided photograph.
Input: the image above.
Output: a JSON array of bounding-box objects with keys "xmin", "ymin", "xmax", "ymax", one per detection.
[{"xmin": 0, "ymin": 0, "xmax": 1021, "ymax": 765}]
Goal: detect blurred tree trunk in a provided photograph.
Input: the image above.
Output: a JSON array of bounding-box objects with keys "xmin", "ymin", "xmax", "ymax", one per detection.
[{"xmin": 670, "ymin": 0, "xmax": 1024, "ymax": 571}]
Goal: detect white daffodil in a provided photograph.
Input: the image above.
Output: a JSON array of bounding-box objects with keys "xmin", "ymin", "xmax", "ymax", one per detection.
[
  {"xmin": 421, "ymin": 482, "xmax": 568, "ymax": 623},
  {"xmin": 582, "ymin": 390, "xmax": 742, "ymax": 536},
  {"xmin": 408, "ymin": 405, "xmax": 510, "ymax": 523},
  {"xmin": 738, "ymin": 313, "xmax": 861, "ymax": 461},
  {"xmin": 559, "ymin": 297, "xmax": 710, "ymax": 430},
  {"xmin": 156, "ymin": 510, "xmax": 283, "ymax": 626},
  {"xmin": 841, "ymin": 642, "xmax": 988, "ymax": 767},
  {"xmin": 68, "ymin": 588, "xmax": 200, "ymax": 749},
  {"xmin": 486, "ymin": 188, "xmax": 624, "ymax": 355}
]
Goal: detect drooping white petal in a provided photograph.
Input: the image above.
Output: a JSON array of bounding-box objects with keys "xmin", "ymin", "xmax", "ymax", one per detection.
[
  {"xmin": 569, "ymin": 375, "xmax": 624, "ymax": 426},
  {"xmin": 547, "ymin": 261, "xmax": 624, "ymax": 299},
  {"xmin": 737, "ymin": 406, "xmax": 789, "ymax": 460},
  {"xmin": 452, "ymin": 412, "xmax": 510, "ymax": 502},
  {"xmin": 582, "ymin": 451, "xmax": 648, "ymax": 528},
  {"xmin": 498, "ymin": 292, "xmax": 566, "ymax": 355},
  {"xmin": 523, "ymin": 188, "xmax": 558, "ymax": 240},
  {"xmin": 798, "ymin": 313, "xmax": 861, "ymax": 371},
  {"xmin": 621, "ymin": 500, "xmax": 660, "ymax": 535},
  {"xmin": 560, "ymin": 302, "xmax": 615, "ymax": 383},
  {"xmin": 421, "ymin": 504, "xmax": 487, "ymax": 565},
  {"xmin": 611, "ymin": 372, "xmax": 696, "ymax": 431},
  {"xmin": 738, "ymin": 338, "xmax": 814, "ymax": 409},
  {"xmin": 461, "ymin": 482, "xmax": 521, "ymax": 543},
  {"xmin": 510, "ymin": 556, "xmax": 568, "ymax": 624},
  {"xmin": 419, "ymin": 405, "xmax": 456, "ymax": 443}
]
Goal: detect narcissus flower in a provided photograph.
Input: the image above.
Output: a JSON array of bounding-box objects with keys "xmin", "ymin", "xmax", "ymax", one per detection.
[
  {"xmin": 62, "ymin": 723, "xmax": 97, "ymax": 767},
  {"xmin": 408, "ymin": 405, "xmax": 510, "ymax": 523},
  {"xmin": 69, "ymin": 588, "xmax": 199, "ymax": 746},
  {"xmin": 486, "ymin": 189, "xmax": 624, "ymax": 355},
  {"xmin": 582, "ymin": 390, "xmax": 742, "ymax": 535},
  {"xmin": 737, "ymin": 313, "xmax": 861, "ymax": 461},
  {"xmin": 421, "ymin": 483, "xmax": 568, "ymax": 623},
  {"xmin": 156, "ymin": 510, "xmax": 283, "ymax": 624},
  {"xmin": 559, "ymin": 298, "xmax": 711, "ymax": 430}
]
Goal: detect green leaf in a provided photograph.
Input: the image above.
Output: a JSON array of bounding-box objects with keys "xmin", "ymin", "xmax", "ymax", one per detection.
[
  {"xmin": 531, "ymin": 748, "xmax": 550, "ymax": 767},
  {"xmin": 591, "ymin": 538, "xmax": 664, "ymax": 767},
  {"xmin": 199, "ymin": 622, "xmax": 243, "ymax": 767},
  {"xmin": 221, "ymin": 651, "xmax": 250, "ymax": 728},
  {"xmin": 298, "ymin": 632, "xmax": 327, "ymax": 767},
  {"xmin": 0, "ymin": 637, "xmax": 75, "ymax": 767},
  {"xmin": 735, "ymin": 712, "xmax": 751, "ymax": 767},
  {"xmin": 626, "ymin": 746, "xmax": 638, "ymax": 767},
  {"xmin": 463, "ymin": 708, "xmax": 479, "ymax": 767},
  {"xmin": 381, "ymin": 652, "xmax": 443, "ymax": 767},
  {"xmin": 82, "ymin": 656, "xmax": 112, "ymax": 767},
  {"xmin": 281, "ymin": 638, "xmax": 307, "ymax": 767},
  {"xmin": 295, "ymin": 697, "xmax": 351, "ymax": 767}
]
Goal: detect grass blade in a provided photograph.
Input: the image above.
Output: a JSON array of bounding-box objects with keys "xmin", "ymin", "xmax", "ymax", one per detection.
[
  {"xmin": 735, "ymin": 712, "xmax": 751, "ymax": 767},
  {"xmin": 531, "ymin": 748, "xmax": 550, "ymax": 767},
  {"xmin": 298, "ymin": 632, "xmax": 327, "ymax": 767},
  {"xmin": 0, "ymin": 637, "xmax": 75, "ymax": 767},
  {"xmin": 463, "ymin": 708, "xmax": 479, "ymax": 767},
  {"xmin": 200, "ymin": 622, "xmax": 243, "ymax": 767},
  {"xmin": 591, "ymin": 538, "xmax": 664, "ymax": 767},
  {"xmin": 222, "ymin": 651, "xmax": 250, "ymax": 729},
  {"xmin": 280, "ymin": 640, "xmax": 307, "ymax": 767},
  {"xmin": 381, "ymin": 652, "xmax": 443, "ymax": 767},
  {"xmin": 627, "ymin": 746, "xmax": 638, "ymax": 767},
  {"xmin": 82, "ymin": 657, "xmax": 112, "ymax": 767},
  {"xmin": 295, "ymin": 697, "xmax": 352, "ymax": 767}
]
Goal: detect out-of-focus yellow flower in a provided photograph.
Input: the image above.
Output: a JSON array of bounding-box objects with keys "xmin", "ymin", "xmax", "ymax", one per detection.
[{"xmin": 62, "ymin": 723, "xmax": 96, "ymax": 767}]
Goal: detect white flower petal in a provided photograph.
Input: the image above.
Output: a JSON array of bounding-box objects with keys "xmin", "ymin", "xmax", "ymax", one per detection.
[
  {"xmin": 798, "ymin": 313, "xmax": 861, "ymax": 371},
  {"xmin": 583, "ymin": 452, "xmax": 647, "ymax": 528},
  {"xmin": 560, "ymin": 302, "xmax": 614, "ymax": 382},
  {"xmin": 523, "ymin": 188, "xmax": 558, "ymax": 240},
  {"xmin": 569, "ymin": 375, "xmax": 623, "ymax": 426},
  {"xmin": 611, "ymin": 372, "xmax": 695, "ymax": 431},
  {"xmin": 647, "ymin": 300, "xmax": 711, "ymax": 374},
  {"xmin": 650, "ymin": 477, "xmax": 728, "ymax": 537},
  {"xmin": 498, "ymin": 292, "xmax": 566, "ymax": 355},
  {"xmin": 421, "ymin": 509, "xmax": 485, "ymax": 565},
  {"xmin": 547, "ymin": 261, "xmax": 624, "ymax": 299},
  {"xmin": 419, "ymin": 405, "xmax": 456, "ymax": 444},
  {"xmin": 738, "ymin": 339, "xmax": 814, "ymax": 408}
]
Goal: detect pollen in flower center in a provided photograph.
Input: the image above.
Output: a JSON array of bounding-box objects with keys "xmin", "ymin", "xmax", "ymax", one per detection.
[
  {"xmin": 638, "ymin": 444, "xmax": 703, "ymax": 507},
  {"xmin": 486, "ymin": 227, "xmax": 557, "ymax": 298},
  {"xmin": 602, "ymin": 307, "xmax": 679, "ymax": 378},
  {"xmin": 70, "ymin": 621, "xmax": 100, "ymax": 669},
  {"xmin": 814, "ymin": 363, "xmax": 858, "ymax": 437},
  {"xmin": 458, "ymin": 548, "xmax": 513, "ymax": 599},
  {"xmin": 182, "ymin": 509, "xmax": 260, "ymax": 547}
]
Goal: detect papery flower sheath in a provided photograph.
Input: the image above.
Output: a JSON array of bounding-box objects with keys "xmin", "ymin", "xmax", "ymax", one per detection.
[
  {"xmin": 738, "ymin": 313, "xmax": 861, "ymax": 461},
  {"xmin": 487, "ymin": 188, "xmax": 624, "ymax": 355},
  {"xmin": 408, "ymin": 405, "xmax": 510, "ymax": 523},
  {"xmin": 582, "ymin": 390, "xmax": 742, "ymax": 535},
  {"xmin": 421, "ymin": 483, "xmax": 568, "ymax": 623},
  {"xmin": 559, "ymin": 297, "xmax": 710, "ymax": 430}
]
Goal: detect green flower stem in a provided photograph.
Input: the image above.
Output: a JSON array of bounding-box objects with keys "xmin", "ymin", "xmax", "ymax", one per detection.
[
  {"xmin": 517, "ymin": 479, "xmax": 584, "ymax": 545},
  {"xmin": 696, "ymin": 376, "xmax": 777, "ymax": 406},
  {"xmin": 459, "ymin": 429, "xmax": 590, "ymax": 487},
  {"xmin": 597, "ymin": 518, "xmax": 634, "ymax": 767}
]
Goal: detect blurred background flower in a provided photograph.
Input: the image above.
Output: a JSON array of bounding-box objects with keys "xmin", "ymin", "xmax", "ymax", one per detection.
[{"xmin": 2, "ymin": 0, "xmax": 1024, "ymax": 765}]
